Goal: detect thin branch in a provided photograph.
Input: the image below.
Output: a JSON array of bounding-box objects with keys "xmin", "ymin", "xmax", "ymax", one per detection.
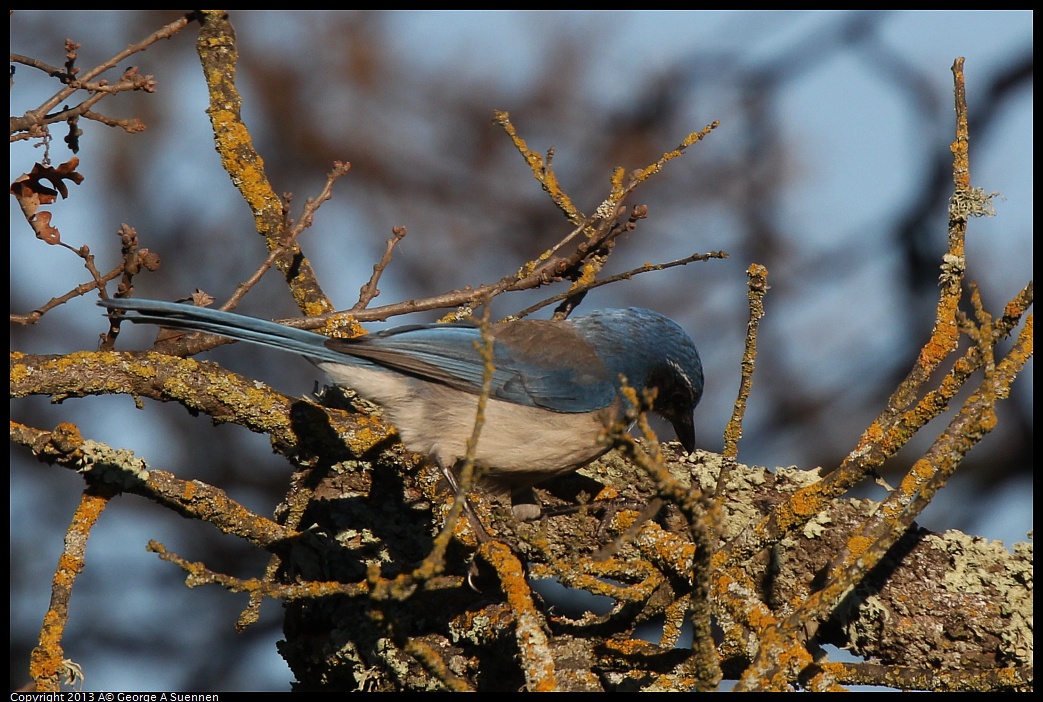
[
  {"xmin": 10, "ymin": 15, "xmax": 189, "ymax": 137},
  {"xmin": 352, "ymin": 226, "xmax": 408, "ymax": 312},
  {"xmin": 28, "ymin": 486, "xmax": 116, "ymax": 693},
  {"xmin": 194, "ymin": 10, "xmax": 331, "ymax": 315},
  {"xmin": 716, "ymin": 263, "xmax": 767, "ymax": 503},
  {"xmin": 225, "ymin": 161, "xmax": 352, "ymax": 312},
  {"xmin": 513, "ymin": 250, "xmax": 728, "ymax": 320}
]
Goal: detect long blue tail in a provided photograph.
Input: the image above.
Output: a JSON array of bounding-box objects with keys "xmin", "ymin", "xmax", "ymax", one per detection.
[{"xmin": 99, "ymin": 298, "xmax": 353, "ymax": 365}]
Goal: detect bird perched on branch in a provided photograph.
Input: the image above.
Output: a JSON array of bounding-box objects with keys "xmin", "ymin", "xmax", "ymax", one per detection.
[{"xmin": 100, "ymin": 298, "xmax": 703, "ymax": 522}]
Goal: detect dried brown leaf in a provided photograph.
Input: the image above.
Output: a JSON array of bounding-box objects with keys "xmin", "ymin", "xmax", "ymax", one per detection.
[{"xmin": 10, "ymin": 158, "xmax": 86, "ymax": 244}]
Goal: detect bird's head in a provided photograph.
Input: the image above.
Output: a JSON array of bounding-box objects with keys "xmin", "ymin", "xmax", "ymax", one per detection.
[
  {"xmin": 645, "ymin": 356, "xmax": 702, "ymax": 452},
  {"xmin": 575, "ymin": 308, "xmax": 704, "ymax": 452}
]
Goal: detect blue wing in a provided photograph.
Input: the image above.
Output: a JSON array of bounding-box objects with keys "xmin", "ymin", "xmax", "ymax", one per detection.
[{"xmin": 328, "ymin": 319, "xmax": 617, "ymax": 412}]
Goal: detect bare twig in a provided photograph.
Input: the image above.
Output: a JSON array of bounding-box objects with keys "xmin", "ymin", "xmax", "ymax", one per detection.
[
  {"xmin": 10, "ymin": 15, "xmax": 188, "ymax": 138},
  {"xmin": 716, "ymin": 263, "xmax": 768, "ymax": 504},
  {"xmin": 194, "ymin": 10, "xmax": 332, "ymax": 315},
  {"xmin": 352, "ymin": 226, "xmax": 408, "ymax": 312},
  {"xmin": 29, "ymin": 487, "xmax": 116, "ymax": 692},
  {"xmin": 225, "ymin": 161, "xmax": 352, "ymax": 312}
]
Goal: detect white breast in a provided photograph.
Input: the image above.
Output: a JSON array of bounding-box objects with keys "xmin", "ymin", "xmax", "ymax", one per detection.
[{"xmin": 315, "ymin": 360, "xmax": 614, "ymax": 485}]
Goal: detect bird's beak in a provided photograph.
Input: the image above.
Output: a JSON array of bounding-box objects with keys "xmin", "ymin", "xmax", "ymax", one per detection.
[{"xmin": 671, "ymin": 412, "xmax": 695, "ymax": 454}]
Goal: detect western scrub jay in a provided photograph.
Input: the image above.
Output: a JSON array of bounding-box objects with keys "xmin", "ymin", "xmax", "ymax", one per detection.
[{"xmin": 99, "ymin": 299, "xmax": 703, "ymax": 520}]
